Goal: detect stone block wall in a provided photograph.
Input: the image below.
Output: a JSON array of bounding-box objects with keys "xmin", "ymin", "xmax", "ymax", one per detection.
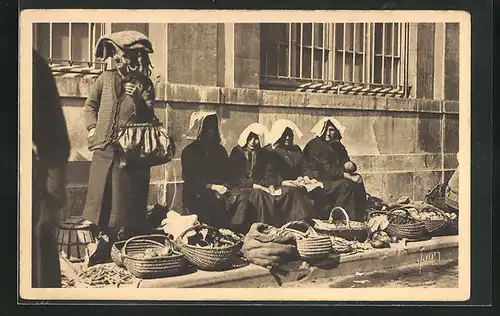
[
  {"xmin": 61, "ymin": 83, "xmax": 459, "ymax": 216},
  {"xmin": 51, "ymin": 22, "xmax": 460, "ymax": 217}
]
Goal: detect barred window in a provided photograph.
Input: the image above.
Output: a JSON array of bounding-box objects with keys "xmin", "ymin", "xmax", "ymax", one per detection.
[
  {"xmin": 261, "ymin": 23, "xmax": 410, "ymax": 98},
  {"xmin": 33, "ymin": 23, "xmax": 149, "ymax": 74}
]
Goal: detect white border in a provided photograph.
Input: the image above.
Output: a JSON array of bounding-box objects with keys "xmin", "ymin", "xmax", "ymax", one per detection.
[{"xmin": 19, "ymin": 9, "xmax": 471, "ymax": 302}]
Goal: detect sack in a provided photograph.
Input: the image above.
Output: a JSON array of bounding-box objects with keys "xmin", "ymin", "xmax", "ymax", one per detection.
[
  {"xmin": 116, "ymin": 118, "xmax": 175, "ymax": 168},
  {"xmin": 242, "ymin": 223, "xmax": 297, "ymax": 268}
]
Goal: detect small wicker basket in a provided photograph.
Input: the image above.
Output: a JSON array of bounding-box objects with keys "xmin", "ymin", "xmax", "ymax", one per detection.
[
  {"xmin": 313, "ymin": 206, "xmax": 369, "ymax": 241},
  {"xmin": 281, "ymin": 221, "xmax": 333, "ymax": 260},
  {"xmin": 176, "ymin": 224, "xmax": 243, "ymax": 271},
  {"xmin": 120, "ymin": 234, "xmax": 188, "ymax": 279},
  {"xmin": 111, "ymin": 236, "xmax": 169, "ymax": 268}
]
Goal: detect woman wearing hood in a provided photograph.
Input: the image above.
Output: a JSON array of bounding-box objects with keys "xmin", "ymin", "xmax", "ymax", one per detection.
[
  {"xmin": 303, "ymin": 117, "xmax": 367, "ymax": 222},
  {"xmin": 81, "ymin": 31, "xmax": 157, "ymax": 264},
  {"xmin": 229, "ymin": 122, "xmax": 314, "ymax": 229},
  {"xmin": 264, "ymin": 119, "xmax": 306, "ymax": 185},
  {"xmin": 181, "ymin": 112, "xmax": 249, "ymax": 232}
]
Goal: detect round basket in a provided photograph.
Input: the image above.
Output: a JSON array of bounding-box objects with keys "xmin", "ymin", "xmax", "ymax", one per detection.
[
  {"xmin": 313, "ymin": 206, "xmax": 369, "ymax": 241},
  {"xmin": 281, "ymin": 221, "xmax": 332, "ymax": 260},
  {"xmin": 120, "ymin": 234, "xmax": 188, "ymax": 279},
  {"xmin": 368, "ymin": 209, "xmax": 430, "ymax": 240},
  {"xmin": 111, "ymin": 235, "xmax": 168, "ymax": 268},
  {"xmin": 176, "ymin": 224, "xmax": 243, "ymax": 271},
  {"xmin": 390, "ymin": 204, "xmax": 452, "ymax": 237}
]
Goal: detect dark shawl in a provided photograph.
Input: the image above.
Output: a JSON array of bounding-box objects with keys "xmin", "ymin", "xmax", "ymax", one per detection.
[
  {"xmin": 264, "ymin": 144, "xmax": 305, "ymax": 183},
  {"xmin": 229, "ymin": 145, "xmax": 276, "ymax": 188},
  {"xmin": 181, "ymin": 141, "xmax": 232, "ymax": 193},
  {"xmin": 303, "ymin": 137, "xmax": 350, "ymax": 182}
]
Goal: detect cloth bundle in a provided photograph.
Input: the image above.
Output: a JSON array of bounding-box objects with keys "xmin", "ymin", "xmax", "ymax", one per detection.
[
  {"xmin": 241, "ymin": 223, "xmax": 298, "ymax": 268},
  {"xmin": 95, "ymin": 31, "xmax": 153, "ymax": 60},
  {"xmin": 161, "ymin": 210, "xmax": 200, "ymax": 241}
]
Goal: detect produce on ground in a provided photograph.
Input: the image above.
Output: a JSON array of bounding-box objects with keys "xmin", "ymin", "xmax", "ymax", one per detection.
[
  {"xmin": 131, "ymin": 245, "xmax": 174, "ymax": 259},
  {"xmin": 77, "ymin": 263, "xmax": 134, "ymax": 287},
  {"xmin": 185, "ymin": 227, "xmax": 242, "ymax": 248},
  {"xmin": 329, "ymin": 236, "xmax": 372, "ymax": 253}
]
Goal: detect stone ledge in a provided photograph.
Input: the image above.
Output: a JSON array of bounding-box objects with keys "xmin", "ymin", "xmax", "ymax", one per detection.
[
  {"xmin": 53, "ymin": 76, "xmax": 459, "ymax": 114},
  {"xmin": 131, "ymin": 236, "xmax": 458, "ymax": 288}
]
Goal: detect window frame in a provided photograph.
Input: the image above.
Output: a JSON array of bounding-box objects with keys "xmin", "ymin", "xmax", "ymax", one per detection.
[{"xmin": 260, "ymin": 22, "xmax": 411, "ymax": 98}]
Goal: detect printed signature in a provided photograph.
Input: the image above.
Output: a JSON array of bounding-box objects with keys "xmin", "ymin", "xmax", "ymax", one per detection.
[{"xmin": 416, "ymin": 251, "xmax": 441, "ymax": 274}]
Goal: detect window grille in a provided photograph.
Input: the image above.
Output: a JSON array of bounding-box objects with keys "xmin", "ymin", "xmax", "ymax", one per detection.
[
  {"xmin": 261, "ymin": 23, "xmax": 411, "ymax": 98},
  {"xmin": 33, "ymin": 23, "xmax": 108, "ymax": 74}
]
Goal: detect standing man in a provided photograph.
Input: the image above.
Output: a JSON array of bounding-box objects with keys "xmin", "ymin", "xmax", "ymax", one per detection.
[{"xmin": 32, "ymin": 49, "xmax": 71, "ymax": 287}]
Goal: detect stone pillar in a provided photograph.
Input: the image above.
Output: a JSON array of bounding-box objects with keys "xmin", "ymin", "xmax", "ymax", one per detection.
[
  {"xmin": 433, "ymin": 23, "xmax": 446, "ymax": 101},
  {"xmin": 233, "ymin": 23, "xmax": 261, "ymax": 89}
]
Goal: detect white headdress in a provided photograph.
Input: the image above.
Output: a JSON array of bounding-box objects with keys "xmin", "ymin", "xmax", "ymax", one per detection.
[
  {"xmin": 237, "ymin": 123, "xmax": 269, "ymax": 148},
  {"xmin": 185, "ymin": 111, "xmax": 221, "ymax": 141},
  {"xmin": 311, "ymin": 117, "xmax": 346, "ymax": 138},
  {"xmin": 267, "ymin": 119, "xmax": 304, "ymax": 148}
]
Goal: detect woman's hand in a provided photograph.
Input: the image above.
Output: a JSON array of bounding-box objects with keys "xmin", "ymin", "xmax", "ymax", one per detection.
[
  {"xmin": 207, "ymin": 184, "xmax": 229, "ymax": 195},
  {"xmin": 125, "ymin": 83, "xmax": 140, "ymax": 99},
  {"xmin": 344, "ymin": 172, "xmax": 363, "ymax": 183},
  {"xmin": 281, "ymin": 180, "xmax": 300, "ymax": 187}
]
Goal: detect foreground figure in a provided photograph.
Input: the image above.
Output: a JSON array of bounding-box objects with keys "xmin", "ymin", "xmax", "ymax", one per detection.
[
  {"xmin": 32, "ymin": 49, "xmax": 71, "ymax": 287},
  {"xmin": 181, "ymin": 112, "xmax": 249, "ymax": 232},
  {"xmin": 303, "ymin": 117, "xmax": 367, "ymax": 221},
  {"xmin": 82, "ymin": 31, "xmax": 156, "ymax": 257}
]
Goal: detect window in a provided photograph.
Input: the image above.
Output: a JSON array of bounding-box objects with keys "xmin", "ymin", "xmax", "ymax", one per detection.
[
  {"xmin": 33, "ymin": 23, "xmax": 108, "ymax": 73},
  {"xmin": 32, "ymin": 23, "xmax": 149, "ymax": 74},
  {"xmin": 261, "ymin": 23, "xmax": 410, "ymax": 98}
]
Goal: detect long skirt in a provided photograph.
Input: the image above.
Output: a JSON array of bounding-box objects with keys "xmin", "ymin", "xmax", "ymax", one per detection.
[
  {"xmin": 82, "ymin": 145, "xmax": 150, "ymax": 237},
  {"xmin": 247, "ymin": 187, "xmax": 314, "ymax": 229},
  {"xmin": 181, "ymin": 186, "xmax": 250, "ymax": 233},
  {"xmin": 309, "ymin": 178, "xmax": 367, "ymax": 222}
]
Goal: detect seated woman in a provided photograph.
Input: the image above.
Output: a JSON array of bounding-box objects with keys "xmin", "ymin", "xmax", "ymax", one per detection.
[
  {"xmin": 264, "ymin": 119, "xmax": 305, "ymax": 184},
  {"xmin": 181, "ymin": 111, "xmax": 249, "ymax": 230},
  {"xmin": 229, "ymin": 122, "xmax": 314, "ymax": 229},
  {"xmin": 303, "ymin": 117, "xmax": 367, "ymax": 222}
]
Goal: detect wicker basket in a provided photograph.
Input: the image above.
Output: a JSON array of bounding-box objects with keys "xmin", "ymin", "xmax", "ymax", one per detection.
[
  {"xmin": 120, "ymin": 234, "xmax": 188, "ymax": 279},
  {"xmin": 176, "ymin": 224, "xmax": 243, "ymax": 271},
  {"xmin": 313, "ymin": 206, "xmax": 369, "ymax": 241},
  {"xmin": 391, "ymin": 203, "xmax": 453, "ymax": 237},
  {"xmin": 111, "ymin": 235, "xmax": 168, "ymax": 268},
  {"xmin": 281, "ymin": 221, "xmax": 333, "ymax": 260},
  {"xmin": 368, "ymin": 209, "xmax": 430, "ymax": 240}
]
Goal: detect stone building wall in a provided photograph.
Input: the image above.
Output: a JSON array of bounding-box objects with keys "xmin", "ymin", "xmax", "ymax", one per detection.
[{"xmin": 50, "ymin": 22, "xmax": 460, "ymax": 216}]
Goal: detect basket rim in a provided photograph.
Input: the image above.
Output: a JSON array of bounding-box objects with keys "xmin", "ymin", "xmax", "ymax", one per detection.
[
  {"xmin": 121, "ymin": 249, "xmax": 184, "ymax": 262},
  {"xmin": 179, "ymin": 239, "xmax": 243, "ymax": 250},
  {"xmin": 176, "ymin": 224, "xmax": 243, "ymax": 249}
]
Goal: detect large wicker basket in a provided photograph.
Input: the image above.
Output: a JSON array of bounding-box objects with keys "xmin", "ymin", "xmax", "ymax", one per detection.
[
  {"xmin": 176, "ymin": 224, "xmax": 243, "ymax": 271},
  {"xmin": 368, "ymin": 209, "xmax": 430, "ymax": 240},
  {"xmin": 281, "ymin": 221, "xmax": 333, "ymax": 260},
  {"xmin": 415, "ymin": 204, "xmax": 454, "ymax": 236},
  {"xmin": 120, "ymin": 234, "xmax": 188, "ymax": 279},
  {"xmin": 313, "ymin": 206, "xmax": 369, "ymax": 241}
]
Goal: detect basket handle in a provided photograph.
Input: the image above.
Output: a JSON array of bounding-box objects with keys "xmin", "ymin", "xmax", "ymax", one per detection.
[
  {"xmin": 122, "ymin": 234, "xmax": 170, "ymax": 255},
  {"xmin": 177, "ymin": 223, "xmax": 213, "ymax": 241},
  {"xmin": 280, "ymin": 221, "xmax": 316, "ymax": 238},
  {"xmin": 328, "ymin": 206, "xmax": 350, "ymax": 228}
]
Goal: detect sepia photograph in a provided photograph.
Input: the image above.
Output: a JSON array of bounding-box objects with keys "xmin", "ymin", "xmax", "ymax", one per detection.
[{"xmin": 19, "ymin": 10, "xmax": 470, "ymax": 302}]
